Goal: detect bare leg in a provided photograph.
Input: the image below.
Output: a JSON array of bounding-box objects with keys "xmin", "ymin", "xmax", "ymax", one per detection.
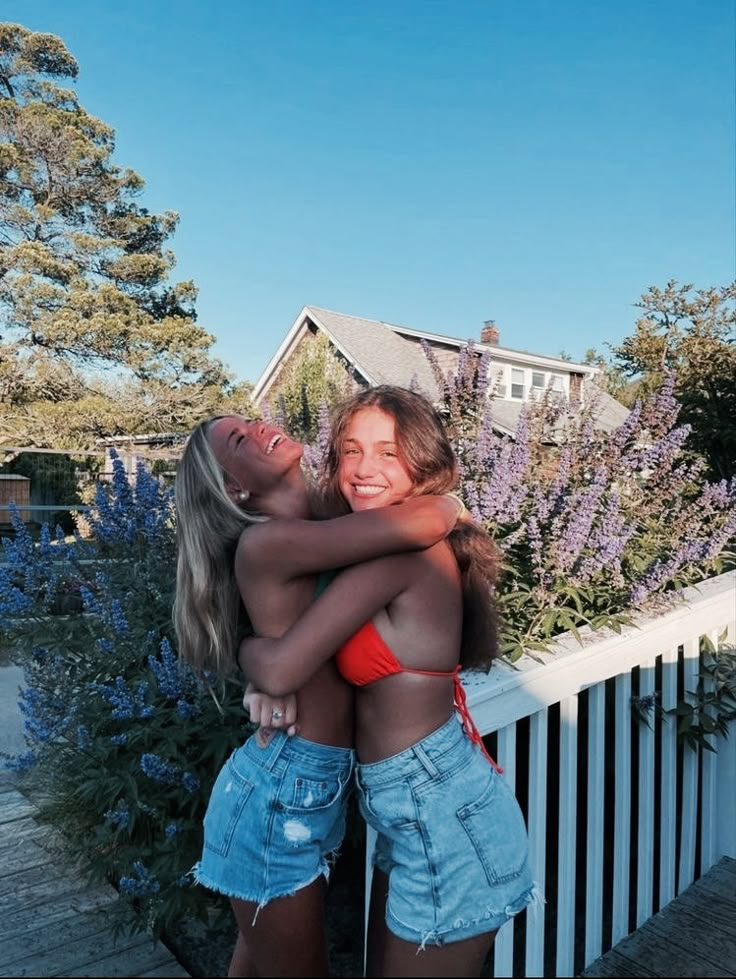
[
  {"xmin": 379, "ymin": 928, "xmax": 497, "ymax": 978},
  {"xmin": 229, "ymin": 877, "xmax": 330, "ymax": 978},
  {"xmin": 366, "ymin": 872, "xmax": 498, "ymax": 979},
  {"xmin": 365, "ymin": 867, "xmax": 389, "ymax": 977},
  {"xmin": 227, "ymin": 928, "xmax": 258, "ymax": 978}
]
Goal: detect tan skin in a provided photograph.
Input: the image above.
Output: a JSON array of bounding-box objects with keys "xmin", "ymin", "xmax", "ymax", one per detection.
[
  {"xmin": 239, "ymin": 407, "xmax": 498, "ymax": 978},
  {"xmin": 203, "ymin": 415, "xmax": 462, "ymax": 978}
]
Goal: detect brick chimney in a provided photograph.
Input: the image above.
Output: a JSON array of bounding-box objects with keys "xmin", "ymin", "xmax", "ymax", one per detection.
[{"xmin": 481, "ymin": 319, "xmax": 500, "ymax": 345}]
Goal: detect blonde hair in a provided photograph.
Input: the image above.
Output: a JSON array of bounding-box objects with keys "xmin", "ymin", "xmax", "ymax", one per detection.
[
  {"xmin": 173, "ymin": 417, "xmax": 267, "ymax": 677},
  {"xmin": 323, "ymin": 386, "xmax": 499, "ymax": 670}
]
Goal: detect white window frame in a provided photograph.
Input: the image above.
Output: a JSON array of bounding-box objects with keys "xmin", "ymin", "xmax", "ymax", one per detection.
[
  {"xmin": 506, "ymin": 367, "xmax": 569, "ymax": 402},
  {"xmin": 510, "ymin": 368, "xmax": 526, "ymax": 400},
  {"xmin": 549, "ymin": 373, "xmax": 566, "ymax": 400}
]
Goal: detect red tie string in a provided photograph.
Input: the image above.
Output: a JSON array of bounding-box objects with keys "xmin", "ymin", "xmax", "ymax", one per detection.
[{"xmin": 453, "ymin": 668, "xmax": 504, "ymax": 774}]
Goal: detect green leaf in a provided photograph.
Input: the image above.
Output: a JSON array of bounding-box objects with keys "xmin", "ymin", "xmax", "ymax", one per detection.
[{"xmin": 557, "ymin": 611, "xmax": 582, "ymax": 643}]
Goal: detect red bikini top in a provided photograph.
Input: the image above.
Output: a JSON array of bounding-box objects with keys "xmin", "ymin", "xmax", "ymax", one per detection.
[{"xmin": 336, "ymin": 620, "xmax": 502, "ymax": 773}]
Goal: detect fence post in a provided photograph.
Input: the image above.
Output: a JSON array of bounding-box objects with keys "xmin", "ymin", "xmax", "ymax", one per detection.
[
  {"xmin": 717, "ymin": 718, "xmax": 736, "ymax": 858},
  {"xmin": 123, "ymin": 451, "xmax": 138, "ymax": 485}
]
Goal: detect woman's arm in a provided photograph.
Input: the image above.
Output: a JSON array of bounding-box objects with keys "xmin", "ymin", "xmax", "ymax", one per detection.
[
  {"xmin": 239, "ymin": 551, "xmax": 418, "ymax": 696},
  {"xmin": 237, "ymin": 494, "xmax": 463, "ymax": 581}
]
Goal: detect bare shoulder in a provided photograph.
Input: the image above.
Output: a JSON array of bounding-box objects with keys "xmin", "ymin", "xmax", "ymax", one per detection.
[
  {"xmin": 410, "ymin": 538, "xmax": 461, "ymax": 588},
  {"xmin": 234, "ymin": 517, "xmax": 313, "ymax": 578},
  {"xmin": 424, "ymin": 537, "xmax": 460, "ymax": 569},
  {"xmin": 233, "ymin": 522, "xmax": 295, "ymax": 602},
  {"xmin": 234, "ymin": 521, "xmax": 270, "ymax": 560},
  {"xmin": 382, "ymin": 538, "xmax": 456, "ymax": 582},
  {"xmin": 233, "ymin": 520, "xmax": 284, "ymax": 574}
]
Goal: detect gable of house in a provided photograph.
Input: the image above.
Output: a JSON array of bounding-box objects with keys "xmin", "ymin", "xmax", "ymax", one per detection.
[
  {"xmin": 253, "ymin": 305, "xmax": 628, "ymax": 435},
  {"xmin": 253, "ymin": 306, "xmax": 441, "ymax": 403}
]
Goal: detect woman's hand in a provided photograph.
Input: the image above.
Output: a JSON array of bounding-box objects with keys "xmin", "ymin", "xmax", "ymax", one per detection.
[{"xmin": 242, "ymin": 681, "xmax": 298, "ymax": 745}]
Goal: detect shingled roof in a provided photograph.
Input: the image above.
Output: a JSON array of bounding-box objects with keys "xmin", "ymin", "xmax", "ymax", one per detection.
[
  {"xmin": 295, "ymin": 306, "xmax": 443, "ymax": 397},
  {"xmin": 253, "ymin": 305, "xmax": 628, "ymax": 435}
]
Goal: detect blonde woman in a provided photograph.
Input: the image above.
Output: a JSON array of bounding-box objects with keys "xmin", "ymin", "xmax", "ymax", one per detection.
[{"xmin": 173, "ymin": 414, "xmax": 463, "ymax": 978}]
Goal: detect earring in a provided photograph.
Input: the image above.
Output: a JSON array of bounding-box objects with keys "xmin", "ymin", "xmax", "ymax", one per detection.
[{"xmin": 238, "ymin": 490, "xmax": 249, "ymax": 502}]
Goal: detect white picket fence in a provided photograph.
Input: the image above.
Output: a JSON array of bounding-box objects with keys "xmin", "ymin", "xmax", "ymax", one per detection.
[{"xmin": 364, "ymin": 570, "xmax": 736, "ymax": 977}]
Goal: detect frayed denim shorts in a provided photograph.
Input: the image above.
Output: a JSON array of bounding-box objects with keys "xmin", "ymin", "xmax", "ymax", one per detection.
[
  {"xmin": 357, "ymin": 715, "xmax": 537, "ymax": 948},
  {"xmin": 192, "ymin": 731, "xmax": 355, "ymax": 911}
]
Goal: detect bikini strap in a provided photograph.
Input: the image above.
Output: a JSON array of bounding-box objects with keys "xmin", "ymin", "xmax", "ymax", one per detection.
[{"xmin": 452, "ymin": 666, "xmax": 504, "ymax": 774}]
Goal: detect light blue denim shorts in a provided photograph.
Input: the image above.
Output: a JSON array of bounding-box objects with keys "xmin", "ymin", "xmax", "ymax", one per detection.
[
  {"xmin": 357, "ymin": 715, "xmax": 536, "ymax": 948},
  {"xmin": 192, "ymin": 731, "xmax": 355, "ymax": 911}
]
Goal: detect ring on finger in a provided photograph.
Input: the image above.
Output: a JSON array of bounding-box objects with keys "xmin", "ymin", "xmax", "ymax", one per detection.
[{"xmin": 271, "ymin": 709, "xmax": 284, "ymax": 720}]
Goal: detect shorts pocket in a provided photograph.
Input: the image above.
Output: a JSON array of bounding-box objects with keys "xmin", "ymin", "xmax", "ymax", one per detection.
[
  {"xmin": 202, "ymin": 756, "xmax": 255, "ymax": 858},
  {"xmin": 357, "ymin": 780, "xmax": 419, "ymax": 837},
  {"xmin": 457, "ymin": 772, "xmax": 529, "ymax": 886},
  {"xmin": 280, "ymin": 770, "xmax": 347, "ymax": 813}
]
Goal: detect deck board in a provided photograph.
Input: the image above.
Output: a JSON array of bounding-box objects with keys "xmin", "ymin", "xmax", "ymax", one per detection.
[
  {"xmin": 0, "ymin": 778, "xmax": 189, "ymax": 978},
  {"xmin": 581, "ymin": 855, "xmax": 736, "ymax": 978}
]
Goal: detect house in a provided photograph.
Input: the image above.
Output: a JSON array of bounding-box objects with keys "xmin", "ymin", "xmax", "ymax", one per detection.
[{"xmin": 253, "ymin": 305, "xmax": 629, "ymax": 437}]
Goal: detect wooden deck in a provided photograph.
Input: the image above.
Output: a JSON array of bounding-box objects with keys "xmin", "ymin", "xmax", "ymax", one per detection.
[
  {"xmin": 580, "ymin": 854, "xmax": 736, "ymax": 978},
  {"xmin": 1, "ymin": 768, "xmax": 734, "ymax": 978},
  {"xmin": 0, "ymin": 772, "xmax": 190, "ymax": 978}
]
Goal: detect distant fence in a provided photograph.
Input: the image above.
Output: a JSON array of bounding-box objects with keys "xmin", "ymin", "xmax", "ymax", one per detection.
[{"xmin": 0, "ymin": 443, "xmax": 182, "ymax": 531}]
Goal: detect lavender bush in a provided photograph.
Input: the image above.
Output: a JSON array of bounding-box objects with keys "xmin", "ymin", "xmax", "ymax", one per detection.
[
  {"xmin": 0, "ymin": 453, "xmax": 249, "ymax": 939},
  {"xmin": 419, "ymin": 344, "xmax": 736, "ymax": 663}
]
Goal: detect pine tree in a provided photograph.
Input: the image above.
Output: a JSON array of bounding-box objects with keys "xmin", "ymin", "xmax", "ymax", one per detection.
[{"xmin": 0, "ymin": 23, "xmax": 253, "ymax": 448}]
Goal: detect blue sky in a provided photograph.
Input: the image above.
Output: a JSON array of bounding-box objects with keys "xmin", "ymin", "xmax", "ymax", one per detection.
[{"xmin": 4, "ymin": 1, "xmax": 734, "ymax": 384}]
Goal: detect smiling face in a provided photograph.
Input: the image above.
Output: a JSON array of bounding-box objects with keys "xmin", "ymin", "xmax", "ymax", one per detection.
[
  {"xmin": 206, "ymin": 415, "xmax": 303, "ymax": 500},
  {"xmin": 337, "ymin": 406, "xmax": 415, "ymax": 512}
]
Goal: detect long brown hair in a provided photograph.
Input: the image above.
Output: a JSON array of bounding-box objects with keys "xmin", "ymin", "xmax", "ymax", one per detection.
[{"xmin": 322, "ymin": 385, "xmax": 499, "ymax": 670}]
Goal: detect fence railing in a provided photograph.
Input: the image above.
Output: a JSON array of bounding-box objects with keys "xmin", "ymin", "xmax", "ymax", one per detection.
[
  {"xmin": 365, "ymin": 570, "xmax": 736, "ymax": 977},
  {"xmin": 0, "ymin": 445, "xmax": 180, "ymax": 528}
]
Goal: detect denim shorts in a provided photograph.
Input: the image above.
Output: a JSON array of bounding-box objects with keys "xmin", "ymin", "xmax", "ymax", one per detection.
[
  {"xmin": 192, "ymin": 731, "xmax": 355, "ymax": 911},
  {"xmin": 356, "ymin": 715, "xmax": 536, "ymax": 948}
]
